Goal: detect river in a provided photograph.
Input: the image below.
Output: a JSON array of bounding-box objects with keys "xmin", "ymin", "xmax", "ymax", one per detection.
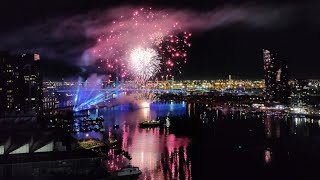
[
  {"xmin": 73, "ymin": 102, "xmax": 191, "ymax": 180},
  {"xmin": 71, "ymin": 102, "xmax": 320, "ymax": 179}
]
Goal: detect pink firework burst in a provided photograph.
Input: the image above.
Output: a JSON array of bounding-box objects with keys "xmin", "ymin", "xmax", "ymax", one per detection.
[{"xmin": 88, "ymin": 7, "xmax": 192, "ymax": 81}]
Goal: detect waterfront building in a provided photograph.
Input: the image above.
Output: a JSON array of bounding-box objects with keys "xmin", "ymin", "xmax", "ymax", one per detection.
[
  {"xmin": 291, "ymin": 79, "xmax": 309, "ymax": 106},
  {"xmin": 263, "ymin": 49, "xmax": 290, "ymax": 104},
  {"xmin": 0, "ymin": 52, "xmax": 43, "ymax": 114}
]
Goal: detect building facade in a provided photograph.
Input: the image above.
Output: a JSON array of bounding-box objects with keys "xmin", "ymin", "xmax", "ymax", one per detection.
[
  {"xmin": 291, "ymin": 79, "xmax": 309, "ymax": 107},
  {"xmin": 263, "ymin": 49, "xmax": 290, "ymax": 104},
  {"xmin": 0, "ymin": 52, "xmax": 43, "ymax": 114}
]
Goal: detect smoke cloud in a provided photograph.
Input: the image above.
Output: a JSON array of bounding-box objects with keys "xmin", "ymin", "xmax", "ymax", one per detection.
[{"xmin": 0, "ymin": 4, "xmax": 295, "ymax": 78}]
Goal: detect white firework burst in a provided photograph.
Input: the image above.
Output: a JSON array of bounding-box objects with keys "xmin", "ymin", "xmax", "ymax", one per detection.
[{"xmin": 128, "ymin": 47, "xmax": 161, "ymax": 82}]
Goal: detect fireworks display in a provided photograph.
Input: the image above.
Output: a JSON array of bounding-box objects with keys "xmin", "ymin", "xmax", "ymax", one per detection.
[
  {"xmin": 128, "ymin": 47, "xmax": 161, "ymax": 83},
  {"xmin": 89, "ymin": 7, "xmax": 192, "ymax": 82}
]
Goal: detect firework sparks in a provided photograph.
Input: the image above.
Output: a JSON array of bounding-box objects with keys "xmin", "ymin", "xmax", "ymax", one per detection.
[
  {"xmin": 89, "ymin": 7, "xmax": 192, "ymax": 80},
  {"xmin": 150, "ymin": 32, "xmax": 164, "ymax": 46},
  {"xmin": 128, "ymin": 47, "xmax": 161, "ymax": 82}
]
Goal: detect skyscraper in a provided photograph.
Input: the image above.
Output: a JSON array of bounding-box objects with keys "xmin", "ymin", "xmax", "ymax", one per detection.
[
  {"xmin": 0, "ymin": 52, "xmax": 43, "ymax": 114},
  {"xmin": 263, "ymin": 49, "xmax": 290, "ymax": 104},
  {"xmin": 291, "ymin": 79, "xmax": 309, "ymax": 107}
]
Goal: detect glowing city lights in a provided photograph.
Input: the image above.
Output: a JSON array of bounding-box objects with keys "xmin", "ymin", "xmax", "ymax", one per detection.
[{"xmin": 141, "ymin": 101, "xmax": 150, "ymax": 108}]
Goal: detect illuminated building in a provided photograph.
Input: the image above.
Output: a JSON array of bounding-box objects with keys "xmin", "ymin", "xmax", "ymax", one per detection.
[
  {"xmin": 291, "ymin": 79, "xmax": 309, "ymax": 106},
  {"xmin": 0, "ymin": 52, "xmax": 43, "ymax": 114},
  {"xmin": 263, "ymin": 49, "xmax": 290, "ymax": 104}
]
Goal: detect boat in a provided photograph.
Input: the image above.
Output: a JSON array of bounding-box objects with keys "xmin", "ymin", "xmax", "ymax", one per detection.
[
  {"xmin": 116, "ymin": 165, "xmax": 142, "ymax": 177},
  {"xmin": 139, "ymin": 120, "xmax": 161, "ymax": 128},
  {"xmin": 93, "ymin": 124, "xmax": 99, "ymax": 132}
]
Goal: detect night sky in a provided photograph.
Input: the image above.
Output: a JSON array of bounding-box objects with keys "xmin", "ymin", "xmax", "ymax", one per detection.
[{"xmin": 0, "ymin": 0, "xmax": 320, "ymax": 80}]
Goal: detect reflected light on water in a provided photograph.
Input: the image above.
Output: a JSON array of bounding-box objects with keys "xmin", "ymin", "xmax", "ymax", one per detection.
[
  {"xmin": 99, "ymin": 103, "xmax": 191, "ymax": 179},
  {"xmin": 264, "ymin": 149, "xmax": 272, "ymax": 165},
  {"xmin": 67, "ymin": 101, "xmax": 320, "ymax": 179},
  {"xmin": 143, "ymin": 108, "xmax": 150, "ymax": 120}
]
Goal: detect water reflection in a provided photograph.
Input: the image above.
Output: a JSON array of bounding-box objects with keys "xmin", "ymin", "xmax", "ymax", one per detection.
[
  {"xmin": 262, "ymin": 115, "xmax": 320, "ymax": 138},
  {"xmin": 73, "ymin": 102, "xmax": 191, "ymax": 179},
  {"xmin": 67, "ymin": 102, "xmax": 320, "ymax": 179},
  {"xmin": 264, "ymin": 148, "xmax": 272, "ymax": 165}
]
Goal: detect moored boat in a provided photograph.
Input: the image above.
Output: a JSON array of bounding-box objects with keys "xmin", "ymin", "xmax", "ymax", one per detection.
[
  {"xmin": 139, "ymin": 120, "xmax": 161, "ymax": 128},
  {"xmin": 116, "ymin": 165, "xmax": 142, "ymax": 177}
]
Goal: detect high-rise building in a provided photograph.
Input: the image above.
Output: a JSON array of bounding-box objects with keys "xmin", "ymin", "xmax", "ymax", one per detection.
[
  {"xmin": 0, "ymin": 52, "xmax": 43, "ymax": 114},
  {"xmin": 263, "ymin": 49, "xmax": 290, "ymax": 104},
  {"xmin": 291, "ymin": 79, "xmax": 309, "ymax": 106}
]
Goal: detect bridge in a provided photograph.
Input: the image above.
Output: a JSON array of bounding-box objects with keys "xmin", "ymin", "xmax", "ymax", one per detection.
[
  {"xmin": 57, "ymin": 87, "xmax": 186, "ymax": 112},
  {"xmin": 56, "ymin": 88, "xmax": 186, "ymax": 94},
  {"xmin": 73, "ymin": 89, "xmax": 115, "ymax": 112}
]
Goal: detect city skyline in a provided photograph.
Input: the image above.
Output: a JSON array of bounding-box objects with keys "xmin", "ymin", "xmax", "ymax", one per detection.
[{"xmin": 2, "ymin": 1, "xmax": 320, "ymax": 179}]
